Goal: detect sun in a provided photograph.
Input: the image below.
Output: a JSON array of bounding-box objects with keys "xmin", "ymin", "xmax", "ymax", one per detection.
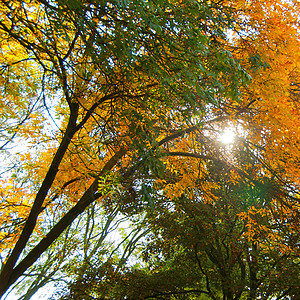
[{"xmin": 219, "ymin": 128, "xmax": 235, "ymax": 144}]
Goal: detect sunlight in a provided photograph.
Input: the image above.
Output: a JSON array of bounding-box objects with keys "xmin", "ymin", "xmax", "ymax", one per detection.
[{"xmin": 219, "ymin": 128, "xmax": 235, "ymax": 144}]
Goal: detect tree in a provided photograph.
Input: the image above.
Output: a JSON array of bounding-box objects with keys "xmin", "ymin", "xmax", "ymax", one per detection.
[
  {"xmin": 54, "ymin": 1, "xmax": 300, "ymax": 299},
  {"xmin": 0, "ymin": 0, "xmax": 249, "ymax": 298}
]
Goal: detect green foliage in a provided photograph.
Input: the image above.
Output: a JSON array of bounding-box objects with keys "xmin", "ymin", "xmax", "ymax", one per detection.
[{"xmin": 248, "ymin": 53, "xmax": 270, "ymax": 71}]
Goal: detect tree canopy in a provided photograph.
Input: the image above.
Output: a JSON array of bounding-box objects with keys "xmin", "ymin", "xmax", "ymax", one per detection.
[{"xmin": 0, "ymin": 0, "xmax": 299, "ymax": 299}]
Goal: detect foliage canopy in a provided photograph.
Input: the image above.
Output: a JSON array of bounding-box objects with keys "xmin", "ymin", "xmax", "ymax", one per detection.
[{"xmin": 0, "ymin": 0, "xmax": 299, "ymax": 299}]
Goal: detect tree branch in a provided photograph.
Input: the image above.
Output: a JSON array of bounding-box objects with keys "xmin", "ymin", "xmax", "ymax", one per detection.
[
  {"xmin": 0, "ymin": 107, "xmax": 79, "ymax": 293},
  {"xmin": 2, "ymin": 148, "xmax": 127, "ymax": 293}
]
